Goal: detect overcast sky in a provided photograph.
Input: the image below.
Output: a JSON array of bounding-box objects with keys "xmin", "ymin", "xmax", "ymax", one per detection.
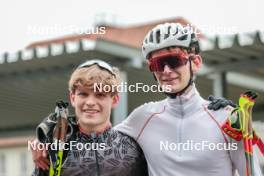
[{"xmin": 1, "ymin": 0, "xmax": 263, "ymax": 53}]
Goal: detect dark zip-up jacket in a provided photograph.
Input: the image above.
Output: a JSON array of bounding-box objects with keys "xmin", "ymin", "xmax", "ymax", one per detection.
[{"xmin": 32, "ymin": 118, "xmax": 148, "ymax": 176}]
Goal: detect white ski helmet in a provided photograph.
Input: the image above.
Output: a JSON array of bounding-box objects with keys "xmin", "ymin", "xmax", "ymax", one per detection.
[{"xmin": 142, "ymin": 23, "xmax": 199, "ymax": 59}]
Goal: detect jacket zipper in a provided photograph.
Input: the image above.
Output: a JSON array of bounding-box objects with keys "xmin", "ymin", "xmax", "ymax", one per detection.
[
  {"xmin": 91, "ymin": 134, "xmax": 100, "ymax": 176},
  {"xmin": 178, "ymin": 97, "xmax": 184, "ymax": 156}
]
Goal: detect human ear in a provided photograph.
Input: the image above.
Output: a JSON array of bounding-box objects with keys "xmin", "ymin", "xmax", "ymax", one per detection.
[
  {"xmin": 111, "ymin": 94, "xmax": 120, "ymax": 108},
  {"xmin": 69, "ymin": 91, "xmax": 76, "ymax": 108},
  {"xmin": 191, "ymin": 55, "xmax": 202, "ymax": 74}
]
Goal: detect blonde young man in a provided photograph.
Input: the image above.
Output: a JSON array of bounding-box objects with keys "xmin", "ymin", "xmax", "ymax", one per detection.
[
  {"xmin": 32, "ymin": 60, "xmax": 148, "ymax": 176},
  {"xmin": 115, "ymin": 23, "xmax": 262, "ymax": 176}
]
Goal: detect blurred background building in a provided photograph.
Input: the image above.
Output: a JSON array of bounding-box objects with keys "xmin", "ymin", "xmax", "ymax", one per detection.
[{"xmin": 0, "ymin": 16, "xmax": 264, "ymax": 175}]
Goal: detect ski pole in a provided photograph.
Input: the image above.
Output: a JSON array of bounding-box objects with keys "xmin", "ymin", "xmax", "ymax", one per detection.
[
  {"xmin": 222, "ymin": 91, "xmax": 264, "ymax": 175},
  {"xmin": 236, "ymin": 91, "xmax": 257, "ymax": 176},
  {"xmin": 49, "ymin": 101, "xmax": 69, "ymax": 176}
]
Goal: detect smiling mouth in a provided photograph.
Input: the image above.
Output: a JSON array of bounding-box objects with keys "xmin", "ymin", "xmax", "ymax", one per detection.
[
  {"xmin": 162, "ymin": 78, "xmax": 178, "ymax": 82},
  {"xmin": 83, "ymin": 109, "xmax": 100, "ymax": 114}
]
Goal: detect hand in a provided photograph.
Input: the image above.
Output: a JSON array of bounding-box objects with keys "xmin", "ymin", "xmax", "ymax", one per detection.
[
  {"xmin": 37, "ymin": 100, "xmax": 69, "ymax": 143},
  {"xmin": 30, "ymin": 139, "xmax": 50, "ymax": 170},
  {"xmin": 36, "ymin": 113, "xmax": 57, "ymax": 143},
  {"xmin": 208, "ymin": 95, "xmax": 237, "ymax": 110}
]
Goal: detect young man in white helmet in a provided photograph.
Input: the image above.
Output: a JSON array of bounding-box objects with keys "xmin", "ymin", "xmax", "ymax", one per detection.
[{"xmin": 115, "ymin": 23, "xmax": 262, "ymax": 176}]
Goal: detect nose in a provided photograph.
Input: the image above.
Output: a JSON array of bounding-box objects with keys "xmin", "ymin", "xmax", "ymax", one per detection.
[
  {"xmin": 85, "ymin": 95, "xmax": 96, "ymax": 107},
  {"xmin": 163, "ymin": 65, "xmax": 172, "ymax": 74}
]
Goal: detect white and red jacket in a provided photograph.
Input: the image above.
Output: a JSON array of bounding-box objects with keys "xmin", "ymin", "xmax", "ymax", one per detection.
[{"xmin": 115, "ymin": 85, "xmax": 262, "ymax": 176}]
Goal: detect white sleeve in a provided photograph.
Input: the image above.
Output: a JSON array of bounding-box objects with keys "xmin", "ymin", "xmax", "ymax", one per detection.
[
  {"xmin": 114, "ymin": 102, "xmax": 154, "ymax": 140},
  {"xmin": 230, "ymin": 140, "xmax": 263, "ymax": 176}
]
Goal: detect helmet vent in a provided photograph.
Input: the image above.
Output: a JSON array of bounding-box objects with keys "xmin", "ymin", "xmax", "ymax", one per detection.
[
  {"xmin": 164, "ymin": 26, "xmax": 170, "ymax": 39},
  {"xmin": 144, "ymin": 38, "xmax": 148, "ymax": 44},
  {"xmin": 149, "ymin": 31, "xmax": 154, "ymax": 43},
  {"xmin": 156, "ymin": 30, "xmax": 161, "ymax": 43},
  {"xmin": 178, "ymin": 34, "xmax": 188, "ymax": 41},
  {"xmin": 172, "ymin": 27, "xmax": 178, "ymax": 36}
]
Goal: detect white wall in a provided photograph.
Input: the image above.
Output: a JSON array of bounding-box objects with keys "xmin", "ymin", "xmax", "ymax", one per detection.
[{"xmin": 0, "ymin": 146, "xmax": 34, "ymax": 176}]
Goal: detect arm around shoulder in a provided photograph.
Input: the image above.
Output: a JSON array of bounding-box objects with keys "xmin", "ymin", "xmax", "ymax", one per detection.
[{"xmin": 115, "ymin": 102, "xmax": 156, "ymax": 140}]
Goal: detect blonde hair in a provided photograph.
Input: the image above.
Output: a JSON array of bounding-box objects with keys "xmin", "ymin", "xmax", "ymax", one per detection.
[{"xmin": 68, "ymin": 64, "xmax": 121, "ymax": 96}]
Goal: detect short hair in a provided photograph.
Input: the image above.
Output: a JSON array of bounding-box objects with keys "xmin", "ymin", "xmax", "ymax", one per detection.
[{"xmin": 68, "ymin": 64, "xmax": 121, "ymax": 96}]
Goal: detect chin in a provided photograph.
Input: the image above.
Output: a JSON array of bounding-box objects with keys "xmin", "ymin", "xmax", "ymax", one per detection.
[
  {"xmin": 79, "ymin": 119, "xmax": 92, "ymax": 125},
  {"xmin": 82, "ymin": 120, "xmax": 102, "ymax": 127},
  {"xmin": 164, "ymin": 86, "xmax": 180, "ymax": 93}
]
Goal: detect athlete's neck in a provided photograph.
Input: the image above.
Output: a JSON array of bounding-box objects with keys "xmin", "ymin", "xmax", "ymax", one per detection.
[
  {"xmin": 181, "ymin": 84, "xmax": 193, "ymax": 95},
  {"xmin": 79, "ymin": 121, "xmax": 111, "ymax": 135}
]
